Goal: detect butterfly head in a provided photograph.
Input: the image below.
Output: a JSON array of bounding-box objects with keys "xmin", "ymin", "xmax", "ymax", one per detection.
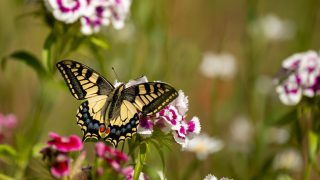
[{"xmin": 98, "ymin": 124, "xmax": 110, "ymax": 138}]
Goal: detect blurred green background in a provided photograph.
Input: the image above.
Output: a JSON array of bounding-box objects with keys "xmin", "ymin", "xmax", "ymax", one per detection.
[{"xmin": 1, "ymin": 0, "xmax": 320, "ymax": 179}]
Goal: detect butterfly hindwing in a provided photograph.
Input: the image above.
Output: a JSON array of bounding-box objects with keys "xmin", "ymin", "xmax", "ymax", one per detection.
[
  {"xmin": 56, "ymin": 60, "xmax": 114, "ymax": 100},
  {"xmin": 123, "ymin": 82, "xmax": 178, "ymax": 115},
  {"xmin": 76, "ymin": 96, "xmax": 108, "ymax": 141}
]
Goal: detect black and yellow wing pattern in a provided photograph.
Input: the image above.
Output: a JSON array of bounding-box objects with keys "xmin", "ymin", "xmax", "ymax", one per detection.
[{"xmin": 56, "ymin": 60, "xmax": 178, "ymax": 147}]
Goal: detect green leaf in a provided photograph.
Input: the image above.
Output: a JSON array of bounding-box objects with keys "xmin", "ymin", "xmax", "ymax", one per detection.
[
  {"xmin": 2, "ymin": 51, "xmax": 46, "ymax": 77},
  {"xmin": 133, "ymin": 143, "xmax": 148, "ymax": 180},
  {"xmin": 267, "ymin": 108, "xmax": 297, "ymax": 126},
  {"xmin": 42, "ymin": 32, "xmax": 56, "ymax": 72},
  {"xmin": 90, "ymin": 36, "xmax": 109, "ymax": 49},
  {"xmin": 150, "ymin": 140, "xmax": 166, "ymax": 173},
  {"xmin": 308, "ymin": 130, "xmax": 318, "ymax": 164},
  {"xmin": 0, "ymin": 144, "xmax": 17, "ymax": 158}
]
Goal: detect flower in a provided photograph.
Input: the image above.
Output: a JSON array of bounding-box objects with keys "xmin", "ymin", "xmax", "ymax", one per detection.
[
  {"xmin": 199, "ymin": 52, "xmax": 236, "ymax": 80},
  {"xmin": 122, "ymin": 166, "xmax": 148, "ymax": 180},
  {"xmin": 273, "ymin": 148, "xmax": 302, "ymax": 172},
  {"xmin": 41, "ymin": 132, "xmax": 84, "ymax": 179},
  {"xmin": 183, "ymin": 134, "xmax": 223, "ymax": 160},
  {"xmin": 95, "ymin": 142, "xmax": 128, "ymax": 172},
  {"xmin": 44, "ymin": 0, "xmax": 132, "ymax": 35},
  {"xmin": 137, "ymin": 116, "xmax": 154, "ymax": 138},
  {"xmin": 51, "ymin": 154, "xmax": 71, "ymax": 178},
  {"xmin": 204, "ymin": 174, "xmax": 232, "ymax": 180},
  {"xmin": 275, "ymin": 51, "xmax": 320, "ymax": 105},
  {"xmin": 47, "ymin": 132, "xmax": 83, "ymax": 152},
  {"xmin": 171, "ymin": 90, "xmax": 189, "ymax": 115},
  {"xmin": 249, "ymin": 13, "xmax": 295, "ymax": 41},
  {"xmin": 45, "ymin": 0, "xmax": 89, "ymax": 24},
  {"xmin": 229, "ymin": 115, "xmax": 253, "ymax": 152},
  {"xmin": 0, "ymin": 113, "xmax": 17, "ymax": 142},
  {"xmin": 267, "ymin": 127, "xmax": 290, "ymax": 144}
]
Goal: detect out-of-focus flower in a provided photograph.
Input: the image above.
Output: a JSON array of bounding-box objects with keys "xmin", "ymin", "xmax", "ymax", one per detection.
[
  {"xmin": 41, "ymin": 132, "xmax": 84, "ymax": 179},
  {"xmin": 122, "ymin": 166, "xmax": 148, "ymax": 180},
  {"xmin": 44, "ymin": 0, "xmax": 132, "ymax": 35},
  {"xmin": 51, "ymin": 154, "xmax": 71, "ymax": 178},
  {"xmin": 249, "ymin": 13, "xmax": 295, "ymax": 41},
  {"xmin": 229, "ymin": 115, "xmax": 253, "ymax": 149},
  {"xmin": 267, "ymin": 127, "xmax": 290, "ymax": 144},
  {"xmin": 96, "ymin": 142, "xmax": 128, "ymax": 172},
  {"xmin": 183, "ymin": 134, "xmax": 223, "ymax": 160},
  {"xmin": 273, "ymin": 148, "xmax": 303, "ymax": 172},
  {"xmin": 47, "ymin": 132, "xmax": 83, "ymax": 152},
  {"xmin": 199, "ymin": 52, "xmax": 236, "ymax": 80},
  {"xmin": 275, "ymin": 51, "xmax": 320, "ymax": 105},
  {"xmin": 204, "ymin": 174, "xmax": 232, "ymax": 180},
  {"xmin": 0, "ymin": 113, "xmax": 17, "ymax": 142}
]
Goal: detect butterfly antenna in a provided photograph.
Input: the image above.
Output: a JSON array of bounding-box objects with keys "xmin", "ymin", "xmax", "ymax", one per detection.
[{"xmin": 112, "ymin": 67, "xmax": 120, "ymax": 81}]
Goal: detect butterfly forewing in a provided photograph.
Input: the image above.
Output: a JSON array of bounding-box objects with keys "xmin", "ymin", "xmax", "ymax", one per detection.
[
  {"xmin": 123, "ymin": 82, "xmax": 178, "ymax": 115},
  {"xmin": 56, "ymin": 60, "xmax": 114, "ymax": 100}
]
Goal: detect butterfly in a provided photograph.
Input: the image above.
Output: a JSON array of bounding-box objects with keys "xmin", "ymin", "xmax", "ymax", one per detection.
[{"xmin": 56, "ymin": 60, "xmax": 178, "ymax": 147}]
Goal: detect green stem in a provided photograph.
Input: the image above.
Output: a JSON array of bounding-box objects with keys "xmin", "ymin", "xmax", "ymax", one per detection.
[{"xmin": 133, "ymin": 143, "xmax": 148, "ymax": 180}]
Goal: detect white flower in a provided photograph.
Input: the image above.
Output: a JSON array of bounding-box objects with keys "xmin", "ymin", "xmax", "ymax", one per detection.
[
  {"xmin": 249, "ymin": 13, "xmax": 295, "ymax": 41},
  {"xmin": 171, "ymin": 90, "xmax": 189, "ymax": 115},
  {"xmin": 109, "ymin": 0, "xmax": 132, "ymax": 29},
  {"xmin": 45, "ymin": 0, "xmax": 89, "ymax": 24},
  {"xmin": 267, "ymin": 127, "xmax": 290, "ymax": 144},
  {"xmin": 204, "ymin": 174, "xmax": 232, "ymax": 180},
  {"xmin": 275, "ymin": 50, "xmax": 320, "ymax": 105},
  {"xmin": 199, "ymin": 52, "xmax": 236, "ymax": 80},
  {"xmin": 273, "ymin": 148, "xmax": 302, "ymax": 172},
  {"xmin": 204, "ymin": 174, "xmax": 218, "ymax": 180},
  {"xmin": 125, "ymin": 76, "xmax": 148, "ymax": 88},
  {"xmin": 183, "ymin": 134, "xmax": 223, "ymax": 160},
  {"xmin": 229, "ymin": 115, "xmax": 253, "ymax": 149}
]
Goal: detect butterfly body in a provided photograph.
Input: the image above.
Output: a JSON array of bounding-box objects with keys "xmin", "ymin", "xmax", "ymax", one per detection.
[{"xmin": 56, "ymin": 60, "xmax": 178, "ymax": 146}]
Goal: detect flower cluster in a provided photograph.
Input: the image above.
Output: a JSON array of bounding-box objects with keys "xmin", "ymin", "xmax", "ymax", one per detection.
[
  {"xmin": 275, "ymin": 51, "xmax": 320, "ymax": 105},
  {"xmin": 45, "ymin": 0, "xmax": 131, "ymax": 35},
  {"xmin": 119, "ymin": 76, "xmax": 201, "ymax": 148},
  {"xmin": 95, "ymin": 142, "xmax": 147, "ymax": 180},
  {"xmin": 0, "ymin": 113, "xmax": 17, "ymax": 142},
  {"xmin": 40, "ymin": 132, "xmax": 83, "ymax": 178}
]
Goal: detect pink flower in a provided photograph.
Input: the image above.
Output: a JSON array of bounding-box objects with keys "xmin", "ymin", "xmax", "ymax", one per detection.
[
  {"xmin": 275, "ymin": 50, "xmax": 320, "ymax": 105},
  {"xmin": 122, "ymin": 166, "xmax": 148, "ymax": 180},
  {"xmin": 50, "ymin": 154, "xmax": 71, "ymax": 178},
  {"xmin": 137, "ymin": 116, "xmax": 154, "ymax": 138},
  {"xmin": 96, "ymin": 142, "xmax": 128, "ymax": 172},
  {"xmin": 0, "ymin": 113, "xmax": 17, "ymax": 129},
  {"xmin": 45, "ymin": 0, "xmax": 89, "ymax": 23},
  {"xmin": 47, "ymin": 132, "xmax": 83, "ymax": 152},
  {"xmin": 155, "ymin": 105, "xmax": 181, "ymax": 131}
]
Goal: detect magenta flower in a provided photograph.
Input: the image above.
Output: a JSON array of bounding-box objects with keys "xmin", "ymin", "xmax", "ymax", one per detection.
[
  {"xmin": 0, "ymin": 113, "xmax": 17, "ymax": 142},
  {"xmin": 96, "ymin": 142, "xmax": 128, "ymax": 172},
  {"xmin": 50, "ymin": 154, "xmax": 71, "ymax": 178},
  {"xmin": 47, "ymin": 132, "xmax": 83, "ymax": 152},
  {"xmin": 156, "ymin": 105, "xmax": 181, "ymax": 131},
  {"xmin": 276, "ymin": 51, "xmax": 320, "ymax": 105},
  {"xmin": 44, "ymin": 0, "xmax": 132, "ymax": 35},
  {"xmin": 45, "ymin": 0, "xmax": 89, "ymax": 23},
  {"xmin": 137, "ymin": 116, "xmax": 154, "ymax": 138},
  {"xmin": 122, "ymin": 166, "xmax": 148, "ymax": 180}
]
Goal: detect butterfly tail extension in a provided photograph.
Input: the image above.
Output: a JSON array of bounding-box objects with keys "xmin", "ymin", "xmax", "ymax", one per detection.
[{"xmin": 104, "ymin": 113, "xmax": 140, "ymax": 147}]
